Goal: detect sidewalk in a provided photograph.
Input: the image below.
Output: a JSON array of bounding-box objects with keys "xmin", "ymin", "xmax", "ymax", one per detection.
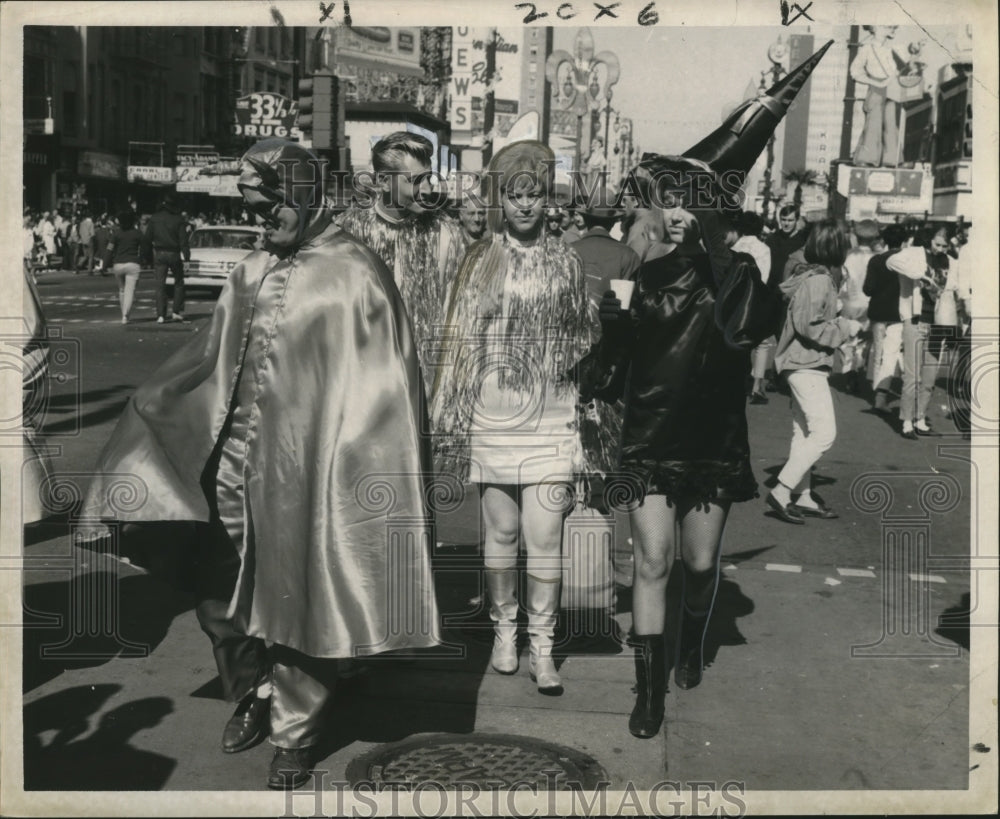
[{"xmin": 20, "ymin": 533, "xmax": 971, "ymax": 795}]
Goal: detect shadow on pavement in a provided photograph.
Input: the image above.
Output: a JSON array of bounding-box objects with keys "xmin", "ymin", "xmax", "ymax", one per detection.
[
  {"xmin": 935, "ymin": 591, "xmax": 970, "ymax": 651},
  {"xmin": 722, "ymin": 545, "xmax": 777, "ymax": 564},
  {"xmin": 24, "ymin": 687, "xmax": 176, "ymax": 790},
  {"xmin": 662, "ymin": 572, "xmax": 754, "ymax": 679},
  {"xmin": 22, "ymin": 567, "xmax": 193, "ymax": 693}
]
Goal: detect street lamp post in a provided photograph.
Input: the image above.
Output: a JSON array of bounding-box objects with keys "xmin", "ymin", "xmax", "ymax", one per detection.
[
  {"xmin": 603, "ymin": 85, "xmax": 614, "ymax": 173},
  {"xmin": 545, "ymin": 29, "xmax": 620, "ymax": 181}
]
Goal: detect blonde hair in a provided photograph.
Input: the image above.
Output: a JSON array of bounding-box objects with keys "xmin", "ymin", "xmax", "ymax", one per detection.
[{"xmin": 483, "ymin": 140, "xmax": 554, "ymax": 236}]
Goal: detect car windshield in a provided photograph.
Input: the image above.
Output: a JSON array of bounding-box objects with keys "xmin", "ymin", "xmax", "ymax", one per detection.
[{"xmin": 190, "ymin": 229, "xmax": 260, "ymax": 251}]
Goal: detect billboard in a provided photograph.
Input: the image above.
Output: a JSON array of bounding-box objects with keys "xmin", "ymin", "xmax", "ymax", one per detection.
[{"xmin": 233, "ymin": 92, "xmax": 303, "ymax": 140}]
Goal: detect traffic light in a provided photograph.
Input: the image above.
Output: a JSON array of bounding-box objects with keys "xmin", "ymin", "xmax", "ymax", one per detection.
[{"xmin": 297, "ymin": 74, "xmax": 337, "ymax": 151}]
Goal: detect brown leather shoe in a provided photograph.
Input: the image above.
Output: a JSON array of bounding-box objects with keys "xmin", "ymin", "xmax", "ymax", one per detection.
[
  {"xmin": 267, "ymin": 747, "xmax": 313, "ymax": 790},
  {"xmin": 221, "ymin": 693, "xmax": 270, "ymax": 754}
]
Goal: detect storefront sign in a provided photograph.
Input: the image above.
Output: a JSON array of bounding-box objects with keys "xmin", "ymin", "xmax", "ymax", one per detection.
[
  {"xmin": 209, "ymin": 175, "xmax": 241, "ymax": 198},
  {"xmin": 24, "ymin": 133, "xmax": 58, "ymax": 168},
  {"xmin": 78, "ymin": 150, "xmax": 125, "ymax": 180},
  {"xmin": 177, "ymin": 149, "xmax": 220, "ymax": 167},
  {"xmin": 176, "ymin": 148, "xmax": 225, "ymax": 193},
  {"xmin": 876, "ymin": 196, "xmax": 931, "ymax": 214},
  {"xmin": 233, "ymin": 92, "xmax": 303, "ymax": 140},
  {"xmin": 175, "ymin": 165, "xmax": 219, "ymax": 193},
  {"xmin": 127, "ymin": 166, "xmax": 176, "ymax": 184}
]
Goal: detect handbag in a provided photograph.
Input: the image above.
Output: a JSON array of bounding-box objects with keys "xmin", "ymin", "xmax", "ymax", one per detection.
[{"xmin": 934, "ymin": 289, "xmax": 959, "ymax": 327}]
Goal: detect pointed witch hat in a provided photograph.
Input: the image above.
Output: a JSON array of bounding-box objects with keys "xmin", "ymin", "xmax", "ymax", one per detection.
[{"xmin": 683, "ymin": 39, "xmax": 834, "ymax": 176}]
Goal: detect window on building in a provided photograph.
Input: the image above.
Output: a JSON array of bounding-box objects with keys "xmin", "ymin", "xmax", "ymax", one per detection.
[
  {"xmin": 88, "ymin": 64, "xmax": 96, "ymax": 139},
  {"xmin": 62, "ymin": 91, "xmax": 78, "ymax": 136},
  {"xmin": 110, "ymin": 78, "xmax": 121, "ymax": 144},
  {"xmin": 267, "ymin": 71, "xmax": 277, "ymax": 92},
  {"xmin": 152, "ymin": 84, "xmax": 161, "ymax": 137},
  {"xmin": 255, "ymin": 27, "xmax": 265, "ymax": 50},
  {"xmin": 268, "ymin": 27, "xmax": 277, "ymax": 57},
  {"xmin": 173, "ymin": 92, "xmax": 186, "ymax": 142},
  {"xmin": 254, "ymin": 67, "xmax": 265, "ymax": 92},
  {"xmin": 134, "ymin": 85, "xmax": 143, "ymax": 136},
  {"xmin": 23, "ymin": 54, "xmax": 47, "ymax": 118}
]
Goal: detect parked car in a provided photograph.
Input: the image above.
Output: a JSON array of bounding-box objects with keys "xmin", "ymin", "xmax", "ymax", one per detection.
[{"xmin": 167, "ymin": 225, "xmax": 265, "ymax": 293}]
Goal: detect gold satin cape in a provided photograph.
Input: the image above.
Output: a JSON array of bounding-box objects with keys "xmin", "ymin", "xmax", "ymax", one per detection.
[{"xmin": 85, "ymin": 221, "xmax": 440, "ymax": 659}]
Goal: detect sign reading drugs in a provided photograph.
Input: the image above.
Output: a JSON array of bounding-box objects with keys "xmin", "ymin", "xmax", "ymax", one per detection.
[{"xmin": 233, "ymin": 92, "xmax": 304, "ymax": 140}]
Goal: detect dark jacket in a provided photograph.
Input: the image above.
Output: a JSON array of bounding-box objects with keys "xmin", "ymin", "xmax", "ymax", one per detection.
[
  {"xmin": 766, "ymin": 227, "xmax": 808, "ymax": 291},
  {"xmin": 142, "ymin": 204, "xmax": 190, "ymax": 260},
  {"xmin": 571, "ymin": 227, "xmax": 641, "ymax": 304},
  {"xmin": 107, "ymin": 227, "xmax": 143, "ymax": 266},
  {"xmin": 584, "ymin": 246, "xmax": 776, "ymax": 502},
  {"xmin": 863, "ymin": 249, "xmax": 902, "ymax": 322}
]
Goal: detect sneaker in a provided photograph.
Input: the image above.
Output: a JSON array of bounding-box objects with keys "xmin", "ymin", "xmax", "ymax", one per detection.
[
  {"xmin": 171, "ymin": 312, "xmax": 185, "ymax": 322},
  {"xmin": 157, "ymin": 316, "xmax": 165, "ymax": 324},
  {"xmin": 121, "ymin": 317, "xmax": 128, "ymax": 325}
]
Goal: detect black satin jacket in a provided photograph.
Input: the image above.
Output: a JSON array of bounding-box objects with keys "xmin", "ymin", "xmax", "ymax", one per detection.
[{"xmin": 584, "ymin": 246, "xmax": 778, "ymax": 483}]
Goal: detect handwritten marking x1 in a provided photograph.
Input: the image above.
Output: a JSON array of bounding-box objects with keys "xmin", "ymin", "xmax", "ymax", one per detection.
[{"xmin": 780, "ymin": 0, "xmax": 814, "ymax": 25}]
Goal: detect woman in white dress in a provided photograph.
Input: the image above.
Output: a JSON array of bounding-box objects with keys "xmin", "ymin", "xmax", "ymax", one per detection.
[{"xmin": 433, "ymin": 141, "xmax": 594, "ymax": 694}]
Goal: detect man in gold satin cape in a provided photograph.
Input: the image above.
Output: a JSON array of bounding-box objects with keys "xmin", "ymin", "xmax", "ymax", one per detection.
[
  {"xmin": 84, "ymin": 138, "xmax": 440, "ymax": 790},
  {"xmin": 337, "ymin": 131, "xmax": 464, "ymax": 397}
]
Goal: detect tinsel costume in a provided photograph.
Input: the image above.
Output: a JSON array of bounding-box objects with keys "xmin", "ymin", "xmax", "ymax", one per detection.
[
  {"xmin": 432, "ymin": 232, "xmax": 619, "ymax": 486},
  {"xmin": 338, "ymin": 205, "xmax": 464, "ymax": 395}
]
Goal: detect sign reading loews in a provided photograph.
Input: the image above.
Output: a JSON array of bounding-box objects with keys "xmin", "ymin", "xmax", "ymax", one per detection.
[{"xmin": 233, "ymin": 92, "xmax": 303, "ymax": 140}]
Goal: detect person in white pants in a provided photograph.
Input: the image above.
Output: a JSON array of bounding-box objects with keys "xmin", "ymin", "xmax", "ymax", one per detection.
[
  {"xmin": 863, "ymin": 224, "xmax": 909, "ymax": 411},
  {"xmin": 887, "ymin": 229, "xmax": 961, "ymax": 439},
  {"xmin": 769, "ymin": 220, "xmax": 862, "ymax": 524}
]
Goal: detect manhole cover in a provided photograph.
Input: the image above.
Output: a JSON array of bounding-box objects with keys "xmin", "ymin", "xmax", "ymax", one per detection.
[{"xmin": 345, "ymin": 732, "xmax": 607, "ymax": 790}]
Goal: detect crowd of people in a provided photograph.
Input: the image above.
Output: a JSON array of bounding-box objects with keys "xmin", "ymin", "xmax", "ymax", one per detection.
[
  {"xmin": 23, "ymin": 205, "xmax": 240, "ymax": 277},
  {"xmin": 78, "ymin": 41, "xmax": 975, "ymax": 791}
]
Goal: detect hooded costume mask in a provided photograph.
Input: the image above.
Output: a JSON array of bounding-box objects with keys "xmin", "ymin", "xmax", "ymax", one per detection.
[{"xmin": 237, "ymin": 138, "xmax": 331, "ymax": 250}]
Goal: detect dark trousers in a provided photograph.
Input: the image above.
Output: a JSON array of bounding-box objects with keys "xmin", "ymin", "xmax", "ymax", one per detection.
[
  {"xmin": 192, "ymin": 516, "xmax": 269, "ymax": 704},
  {"xmin": 153, "ymin": 249, "xmax": 185, "ymax": 318}
]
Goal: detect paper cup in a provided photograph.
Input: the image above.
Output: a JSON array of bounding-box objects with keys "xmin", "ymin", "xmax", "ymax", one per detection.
[{"xmin": 609, "ymin": 279, "xmax": 635, "ymax": 307}]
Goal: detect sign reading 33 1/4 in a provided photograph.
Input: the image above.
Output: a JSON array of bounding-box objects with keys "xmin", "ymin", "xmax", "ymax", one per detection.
[{"xmin": 233, "ymin": 92, "xmax": 304, "ymax": 140}]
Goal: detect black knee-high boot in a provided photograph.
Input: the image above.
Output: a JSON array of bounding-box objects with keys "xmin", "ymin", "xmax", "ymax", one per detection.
[
  {"xmin": 675, "ymin": 565, "xmax": 717, "ymax": 690},
  {"xmin": 629, "ymin": 634, "xmax": 666, "ymax": 738},
  {"xmin": 674, "ymin": 605, "xmax": 710, "ymax": 690}
]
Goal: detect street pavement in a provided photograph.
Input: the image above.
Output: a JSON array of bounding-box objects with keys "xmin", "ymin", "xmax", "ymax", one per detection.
[{"xmin": 12, "ymin": 272, "xmax": 987, "ymax": 806}]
